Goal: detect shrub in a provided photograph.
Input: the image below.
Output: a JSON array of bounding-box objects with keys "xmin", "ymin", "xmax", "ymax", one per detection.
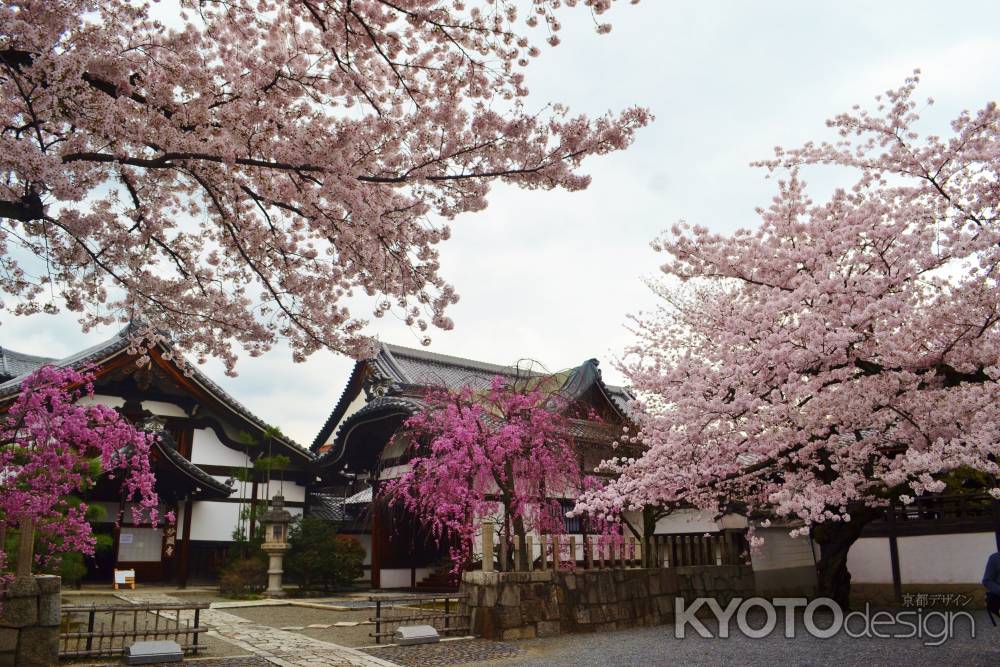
[
  {"xmin": 286, "ymin": 516, "xmax": 365, "ymax": 592},
  {"xmin": 219, "ymin": 557, "xmax": 267, "ymax": 598}
]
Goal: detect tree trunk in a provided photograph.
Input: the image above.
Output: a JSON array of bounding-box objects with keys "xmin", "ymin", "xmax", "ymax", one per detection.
[
  {"xmin": 512, "ymin": 514, "xmax": 529, "ymax": 571},
  {"xmin": 811, "ymin": 509, "xmax": 877, "ymax": 610}
]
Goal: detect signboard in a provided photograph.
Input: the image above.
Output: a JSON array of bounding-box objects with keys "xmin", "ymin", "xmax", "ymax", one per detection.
[
  {"xmin": 119, "ymin": 532, "xmax": 134, "ymax": 544},
  {"xmin": 114, "ymin": 568, "xmax": 136, "ymax": 590}
]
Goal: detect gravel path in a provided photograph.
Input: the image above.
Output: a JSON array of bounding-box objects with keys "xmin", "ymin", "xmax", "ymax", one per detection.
[
  {"xmin": 475, "ymin": 610, "xmax": 1000, "ymax": 667},
  {"xmin": 364, "ymin": 639, "xmax": 521, "ymax": 666}
]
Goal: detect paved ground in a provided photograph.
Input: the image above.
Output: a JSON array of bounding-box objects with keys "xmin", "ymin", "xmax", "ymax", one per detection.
[
  {"xmin": 224, "ymin": 605, "xmax": 375, "ymax": 647},
  {"xmin": 112, "ymin": 592, "xmax": 398, "ymax": 667},
  {"xmin": 479, "ymin": 610, "xmax": 1000, "ymax": 667}
]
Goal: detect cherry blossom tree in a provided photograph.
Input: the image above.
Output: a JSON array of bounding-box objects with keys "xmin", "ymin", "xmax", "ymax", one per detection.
[
  {"xmin": 0, "ymin": 1, "xmax": 649, "ymax": 372},
  {"xmin": 382, "ymin": 373, "xmax": 615, "ymax": 572},
  {"xmin": 0, "ymin": 365, "xmax": 165, "ymax": 587},
  {"xmin": 577, "ymin": 74, "xmax": 1000, "ymax": 607}
]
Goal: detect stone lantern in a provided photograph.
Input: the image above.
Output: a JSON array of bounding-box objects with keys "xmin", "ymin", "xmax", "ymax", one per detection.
[{"xmin": 260, "ymin": 495, "xmax": 293, "ymax": 597}]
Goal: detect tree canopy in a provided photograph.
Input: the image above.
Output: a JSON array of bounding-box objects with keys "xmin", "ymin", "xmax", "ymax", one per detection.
[
  {"xmin": 577, "ymin": 75, "xmax": 1000, "ymax": 605},
  {"xmin": 1, "ymin": 0, "xmax": 648, "ymax": 372}
]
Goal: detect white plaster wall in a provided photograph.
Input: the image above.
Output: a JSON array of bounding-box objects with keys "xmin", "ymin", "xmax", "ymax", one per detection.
[
  {"xmin": 378, "ymin": 464, "xmax": 411, "ymax": 481},
  {"xmin": 379, "ymin": 567, "xmax": 433, "ymax": 589},
  {"xmin": 324, "ymin": 392, "xmax": 369, "ymax": 448},
  {"xmin": 141, "ymin": 400, "xmax": 188, "ymax": 418},
  {"xmin": 191, "ymin": 428, "xmax": 247, "ymax": 467},
  {"xmin": 849, "ymin": 533, "xmax": 996, "ymax": 584},
  {"xmin": 189, "ymin": 501, "xmax": 241, "ymax": 541},
  {"xmin": 655, "ymin": 510, "xmax": 721, "ymax": 534},
  {"xmin": 751, "ymin": 527, "xmax": 817, "ymax": 572},
  {"xmin": 354, "ymin": 534, "xmax": 372, "ymax": 566},
  {"xmin": 76, "ymin": 394, "xmax": 126, "ymax": 409},
  {"xmin": 257, "ymin": 481, "xmax": 307, "ymax": 504},
  {"xmin": 848, "ymin": 537, "xmax": 894, "ymax": 583}
]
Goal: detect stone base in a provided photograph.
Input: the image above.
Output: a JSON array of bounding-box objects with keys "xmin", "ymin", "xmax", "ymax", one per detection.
[
  {"xmin": 461, "ymin": 566, "xmax": 755, "ymax": 640},
  {"xmin": 1, "ymin": 575, "xmax": 60, "ymax": 666}
]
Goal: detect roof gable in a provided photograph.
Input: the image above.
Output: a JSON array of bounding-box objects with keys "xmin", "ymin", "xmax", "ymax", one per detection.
[
  {"xmin": 313, "ymin": 342, "xmax": 636, "ymax": 465},
  {"xmin": 0, "ymin": 324, "xmax": 312, "ymax": 460}
]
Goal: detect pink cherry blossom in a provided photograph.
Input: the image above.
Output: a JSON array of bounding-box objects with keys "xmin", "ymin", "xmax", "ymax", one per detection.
[
  {"xmin": 577, "ymin": 73, "xmax": 1000, "ymax": 606},
  {"xmin": 382, "ymin": 375, "xmax": 619, "ymax": 573},
  {"xmin": 0, "ymin": 366, "xmax": 164, "ymax": 588},
  {"xmin": 0, "ymin": 1, "xmax": 649, "ymax": 373}
]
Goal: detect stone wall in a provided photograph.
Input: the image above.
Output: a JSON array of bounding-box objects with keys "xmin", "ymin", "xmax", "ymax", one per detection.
[
  {"xmin": 0, "ymin": 575, "xmax": 61, "ymax": 666},
  {"xmin": 460, "ymin": 565, "xmax": 754, "ymax": 640}
]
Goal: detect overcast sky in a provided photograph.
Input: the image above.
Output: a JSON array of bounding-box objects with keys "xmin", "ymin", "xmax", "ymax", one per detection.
[{"xmin": 4, "ymin": 1, "xmax": 1000, "ymax": 446}]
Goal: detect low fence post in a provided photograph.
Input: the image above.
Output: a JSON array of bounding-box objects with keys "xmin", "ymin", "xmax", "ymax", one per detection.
[
  {"xmin": 85, "ymin": 607, "xmax": 95, "ymax": 654},
  {"xmin": 482, "ymin": 521, "xmax": 495, "ymax": 573},
  {"xmin": 16, "ymin": 518, "xmax": 34, "ymax": 580}
]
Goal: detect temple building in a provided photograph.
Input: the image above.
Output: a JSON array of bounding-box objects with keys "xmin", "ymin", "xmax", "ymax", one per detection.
[
  {"xmin": 310, "ymin": 343, "xmax": 639, "ymax": 589},
  {"xmin": 0, "ymin": 325, "xmax": 315, "ymax": 586}
]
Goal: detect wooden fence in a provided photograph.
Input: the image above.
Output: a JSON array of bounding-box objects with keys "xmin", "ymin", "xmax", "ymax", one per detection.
[
  {"xmin": 59, "ymin": 602, "xmax": 209, "ymax": 659},
  {"xmin": 368, "ymin": 593, "xmax": 469, "ymax": 644},
  {"xmin": 481, "ymin": 521, "xmax": 749, "ymax": 573}
]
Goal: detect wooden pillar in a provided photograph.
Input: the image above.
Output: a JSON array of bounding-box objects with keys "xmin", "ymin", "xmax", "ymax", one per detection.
[
  {"xmin": 247, "ymin": 479, "xmax": 260, "ymax": 546},
  {"xmin": 178, "ymin": 498, "xmax": 194, "ymax": 588},
  {"xmin": 371, "ymin": 504, "xmax": 383, "ymax": 589}
]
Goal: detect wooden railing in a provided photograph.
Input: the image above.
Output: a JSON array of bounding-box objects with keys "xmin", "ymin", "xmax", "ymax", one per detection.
[
  {"xmin": 479, "ymin": 521, "xmax": 749, "ymax": 572},
  {"xmin": 59, "ymin": 602, "xmax": 209, "ymax": 659},
  {"xmin": 368, "ymin": 593, "xmax": 469, "ymax": 644},
  {"xmin": 887, "ymin": 493, "xmax": 998, "ymax": 523}
]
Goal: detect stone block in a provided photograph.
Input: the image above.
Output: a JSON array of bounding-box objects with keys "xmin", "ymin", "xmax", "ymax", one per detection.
[
  {"xmin": 0, "ymin": 595, "xmax": 36, "ymax": 628},
  {"xmin": 498, "ymin": 584, "xmax": 520, "ymax": 607},
  {"xmin": 537, "ymin": 620, "xmax": 560, "ymax": 637},
  {"xmin": 0, "ymin": 629, "xmax": 17, "ymax": 652},
  {"xmin": 470, "ymin": 608, "xmax": 500, "ymax": 640},
  {"xmin": 501, "ymin": 626, "xmax": 535, "ymax": 641},
  {"xmin": 37, "ymin": 592, "xmax": 59, "ymax": 627},
  {"xmin": 497, "ymin": 606, "xmax": 523, "ymax": 629},
  {"xmin": 573, "ymin": 607, "xmax": 591, "ymax": 625},
  {"xmin": 15, "ymin": 625, "xmax": 58, "ymax": 667},
  {"xmin": 33, "ymin": 576, "xmax": 60, "ymax": 595}
]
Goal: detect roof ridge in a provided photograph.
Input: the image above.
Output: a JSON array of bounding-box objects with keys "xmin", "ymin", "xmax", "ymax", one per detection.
[
  {"xmin": 0, "ymin": 347, "xmax": 59, "ymax": 362},
  {"xmin": 381, "ymin": 342, "xmax": 542, "ymax": 377}
]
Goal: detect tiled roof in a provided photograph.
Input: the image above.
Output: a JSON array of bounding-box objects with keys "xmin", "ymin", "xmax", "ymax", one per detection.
[
  {"xmin": 0, "ymin": 324, "xmax": 313, "ymax": 460},
  {"xmin": 311, "ymin": 343, "xmax": 635, "ymax": 451},
  {"xmin": 0, "ymin": 347, "xmax": 56, "ymax": 381},
  {"xmin": 155, "ymin": 433, "xmax": 234, "ymax": 498},
  {"xmin": 316, "ymin": 395, "xmax": 421, "ymax": 465},
  {"xmin": 345, "ymin": 487, "xmax": 372, "ymax": 505},
  {"xmin": 376, "ymin": 343, "xmax": 534, "ymax": 391},
  {"xmin": 308, "ymin": 493, "xmax": 346, "ymax": 521}
]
